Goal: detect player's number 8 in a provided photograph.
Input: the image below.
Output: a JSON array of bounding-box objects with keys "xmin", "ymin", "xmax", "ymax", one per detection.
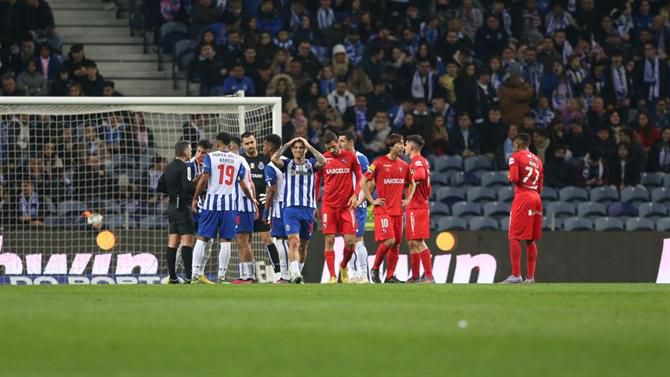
[
  {"xmin": 523, "ymin": 166, "xmax": 540, "ymax": 186},
  {"xmin": 217, "ymin": 164, "xmax": 235, "ymax": 185}
]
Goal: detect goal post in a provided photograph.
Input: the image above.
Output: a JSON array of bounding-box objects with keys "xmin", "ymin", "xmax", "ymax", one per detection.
[{"xmin": 0, "ymin": 96, "xmax": 282, "ymax": 284}]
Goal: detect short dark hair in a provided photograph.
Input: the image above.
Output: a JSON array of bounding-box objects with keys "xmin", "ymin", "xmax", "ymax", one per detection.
[
  {"xmin": 241, "ymin": 131, "xmax": 255, "ymax": 140},
  {"xmin": 175, "ymin": 140, "xmax": 190, "ymax": 157},
  {"xmin": 339, "ymin": 129, "xmax": 357, "ymax": 143},
  {"xmin": 406, "ymin": 134, "xmax": 425, "ymax": 148},
  {"xmin": 385, "ymin": 133, "xmax": 404, "ymax": 150},
  {"xmin": 197, "ymin": 139, "xmax": 213, "ymax": 150},
  {"xmin": 515, "ymin": 133, "xmax": 531, "ymax": 146},
  {"xmin": 264, "ymin": 134, "xmax": 282, "ymax": 150},
  {"xmin": 231, "ymin": 136, "xmax": 242, "ymax": 147},
  {"xmin": 103, "ymin": 80, "xmax": 115, "ymax": 88},
  {"xmin": 216, "ymin": 132, "xmax": 232, "ymax": 145},
  {"xmin": 322, "ymin": 130, "xmax": 338, "ymax": 145}
]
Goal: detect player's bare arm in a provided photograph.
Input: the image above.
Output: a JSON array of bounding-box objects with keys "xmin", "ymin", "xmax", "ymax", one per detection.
[
  {"xmin": 298, "ymin": 137, "xmax": 326, "ymax": 169},
  {"xmin": 271, "ymin": 138, "xmax": 298, "ymax": 168},
  {"xmin": 402, "ymin": 180, "xmax": 417, "ymax": 208},
  {"xmin": 361, "ymin": 176, "xmax": 385, "ymax": 207},
  {"xmin": 192, "ymin": 172, "xmax": 209, "ymax": 213},
  {"xmin": 239, "ymin": 180, "xmax": 259, "ymax": 210},
  {"xmin": 264, "ymin": 184, "xmax": 276, "ymax": 225}
]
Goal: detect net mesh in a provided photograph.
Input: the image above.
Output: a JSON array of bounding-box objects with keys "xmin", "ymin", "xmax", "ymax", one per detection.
[{"xmin": 0, "ymin": 99, "xmax": 280, "ymax": 283}]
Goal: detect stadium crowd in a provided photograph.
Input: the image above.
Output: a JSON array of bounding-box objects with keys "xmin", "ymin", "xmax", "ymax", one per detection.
[{"xmin": 3, "ymin": 0, "xmax": 670, "ymax": 229}]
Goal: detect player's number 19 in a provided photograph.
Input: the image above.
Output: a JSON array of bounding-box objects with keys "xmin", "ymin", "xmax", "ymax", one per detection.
[{"xmin": 217, "ymin": 164, "xmax": 235, "ymax": 185}]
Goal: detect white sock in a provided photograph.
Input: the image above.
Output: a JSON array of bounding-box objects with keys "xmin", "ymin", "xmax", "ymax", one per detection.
[
  {"xmin": 245, "ymin": 261, "xmax": 256, "ymax": 280},
  {"xmin": 192, "ymin": 239, "xmax": 207, "ymax": 278},
  {"xmin": 202, "ymin": 239, "xmax": 213, "ymax": 271},
  {"xmin": 355, "ymin": 241, "xmax": 369, "ymax": 279},
  {"xmin": 348, "ymin": 249, "xmax": 358, "ymax": 278},
  {"xmin": 299, "ymin": 262, "xmax": 304, "ymax": 272},
  {"xmin": 238, "ymin": 263, "xmax": 247, "ymax": 280},
  {"xmin": 217, "ymin": 242, "xmax": 231, "ymax": 280},
  {"xmin": 175, "ymin": 245, "xmax": 183, "ymax": 272},
  {"xmin": 277, "ymin": 239, "xmax": 289, "ymax": 280},
  {"xmin": 289, "ymin": 261, "xmax": 301, "ymax": 278}
]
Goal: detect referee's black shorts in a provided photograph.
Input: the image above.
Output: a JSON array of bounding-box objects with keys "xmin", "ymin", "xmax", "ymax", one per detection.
[
  {"xmin": 253, "ymin": 219, "xmax": 270, "ymax": 232},
  {"xmin": 167, "ymin": 207, "xmax": 195, "ymax": 235}
]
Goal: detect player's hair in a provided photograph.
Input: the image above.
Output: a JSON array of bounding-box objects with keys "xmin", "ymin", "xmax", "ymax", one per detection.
[
  {"xmin": 240, "ymin": 131, "xmax": 255, "ymax": 140},
  {"xmin": 264, "ymin": 134, "xmax": 282, "ymax": 151},
  {"xmin": 174, "ymin": 140, "xmax": 190, "ymax": 158},
  {"xmin": 515, "ymin": 133, "xmax": 531, "ymax": 147},
  {"xmin": 385, "ymin": 133, "xmax": 404, "ymax": 150},
  {"xmin": 231, "ymin": 136, "xmax": 242, "ymax": 147},
  {"xmin": 322, "ymin": 130, "xmax": 338, "ymax": 145},
  {"xmin": 197, "ymin": 139, "xmax": 213, "ymax": 150},
  {"xmin": 339, "ymin": 129, "xmax": 356, "ymax": 143},
  {"xmin": 406, "ymin": 134, "xmax": 425, "ymax": 149},
  {"xmin": 216, "ymin": 132, "xmax": 232, "ymax": 145}
]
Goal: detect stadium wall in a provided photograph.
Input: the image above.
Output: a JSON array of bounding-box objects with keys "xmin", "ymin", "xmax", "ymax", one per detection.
[{"xmin": 0, "ymin": 230, "xmax": 669, "ymax": 284}]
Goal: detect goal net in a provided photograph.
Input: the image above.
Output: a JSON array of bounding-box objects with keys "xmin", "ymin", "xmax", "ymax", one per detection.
[{"xmin": 0, "ymin": 97, "xmax": 282, "ymax": 284}]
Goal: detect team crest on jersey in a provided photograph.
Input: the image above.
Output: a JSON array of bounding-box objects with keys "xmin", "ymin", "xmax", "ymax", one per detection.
[
  {"xmin": 341, "ymin": 159, "xmax": 347, "ymax": 164},
  {"xmin": 258, "ymin": 162, "xmax": 265, "ymax": 170},
  {"xmin": 285, "ymin": 224, "xmax": 291, "ymax": 232}
]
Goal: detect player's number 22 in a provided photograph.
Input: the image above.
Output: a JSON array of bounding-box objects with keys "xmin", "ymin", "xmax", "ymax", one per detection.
[
  {"xmin": 217, "ymin": 164, "xmax": 235, "ymax": 185},
  {"xmin": 523, "ymin": 166, "xmax": 540, "ymax": 186}
]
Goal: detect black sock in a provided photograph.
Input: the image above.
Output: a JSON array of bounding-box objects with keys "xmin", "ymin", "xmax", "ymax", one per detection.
[
  {"xmin": 266, "ymin": 243, "xmax": 280, "ymax": 273},
  {"xmin": 181, "ymin": 246, "xmax": 193, "ymax": 280},
  {"xmin": 166, "ymin": 247, "xmax": 178, "ymax": 280}
]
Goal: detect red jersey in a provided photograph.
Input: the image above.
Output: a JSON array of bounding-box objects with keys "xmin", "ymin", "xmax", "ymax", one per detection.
[
  {"xmin": 319, "ymin": 149, "xmax": 361, "ymax": 208},
  {"xmin": 508, "ymin": 149, "xmax": 544, "ymax": 195},
  {"xmin": 365, "ymin": 155, "xmax": 411, "ymax": 216},
  {"xmin": 408, "ymin": 154, "xmax": 431, "ymax": 209}
]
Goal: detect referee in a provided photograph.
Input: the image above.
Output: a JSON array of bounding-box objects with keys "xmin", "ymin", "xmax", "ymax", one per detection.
[{"xmin": 157, "ymin": 140, "xmax": 195, "ymax": 284}]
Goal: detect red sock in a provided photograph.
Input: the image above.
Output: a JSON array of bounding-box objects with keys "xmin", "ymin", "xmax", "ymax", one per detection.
[
  {"xmin": 386, "ymin": 245, "xmax": 400, "ymax": 278},
  {"xmin": 526, "ymin": 241, "xmax": 538, "ymax": 279},
  {"xmin": 340, "ymin": 246, "xmax": 354, "ymax": 268},
  {"xmin": 372, "ymin": 243, "xmax": 391, "ymax": 270},
  {"xmin": 325, "ymin": 250, "xmax": 336, "ymax": 277},
  {"xmin": 420, "ymin": 249, "xmax": 433, "ymax": 278},
  {"xmin": 410, "ymin": 253, "xmax": 421, "ymax": 279},
  {"xmin": 509, "ymin": 240, "xmax": 521, "ymax": 277}
]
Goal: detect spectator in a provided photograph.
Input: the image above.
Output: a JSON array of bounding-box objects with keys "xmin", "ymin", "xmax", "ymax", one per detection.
[
  {"xmin": 346, "ymin": 67, "xmax": 372, "ymax": 96},
  {"xmin": 316, "ymin": 0, "xmax": 335, "ymax": 31},
  {"xmin": 80, "ymin": 61, "xmax": 104, "ymax": 96},
  {"xmin": 127, "ymin": 112, "xmax": 155, "ymax": 158},
  {"xmin": 181, "ymin": 114, "xmax": 207, "ymax": 150},
  {"xmin": 652, "ymin": 97, "xmax": 670, "ymax": 129},
  {"xmin": 587, "ymin": 96, "xmax": 608, "ymax": 130},
  {"xmin": 34, "ymin": 43, "xmax": 60, "ymax": 82},
  {"xmin": 343, "ymin": 94, "xmax": 370, "ymax": 137},
  {"xmin": 532, "ymin": 128, "xmax": 553, "ymax": 164},
  {"xmin": 427, "ymin": 113, "xmax": 456, "ymax": 156},
  {"xmin": 457, "ymin": 0, "xmax": 483, "ymax": 40},
  {"xmin": 532, "ymin": 96, "xmax": 556, "ymax": 128},
  {"xmin": 74, "ymin": 152, "xmax": 113, "ymax": 207},
  {"xmin": 294, "ymin": 40, "xmax": 321, "ymax": 80},
  {"xmin": 190, "ymin": 0, "xmax": 223, "ymax": 38},
  {"xmin": 61, "ymin": 44, "xmax": 90, "ymax": 80},
  {"xmin": 256, "ymin": 32, "xmax": 275, "ymax": 62},
  {"xmin": 14, "ymin": 179, "xmax": 43, "ymax": 225},
  {"xmin": 1, "ymin": 72, "xmax": 26, "ymax": 96},
  {"xmin": 609, "ymin": 143, "xmax": 642, "ymax": 190},
  {"xmin": 344, "ymin": 27, "xmax": 364, "ymax": 66},
  {"xmin": 544, "ymin": 2, "xmax": 573, "ymax": 36},
  {"xmin": 477, "ymin": 107, "xmax": 506, "ymax": 158},
  {"xmin": 607, "ymin": 110, "xmax": 625, "ymax": 143},
  {"xmin": 648, "ymin": 127, "xmax": 670, "ymax": 172},
  {"xmin": 18, "ymin": 36, "xmax": 35, "ymax": 69},
  {"xmin": 498, "ymin": 69, "xmax": 533, "ymax": 127},
  {"xmin": 603, "ymin": 50, "xmax": 632, "ymax": 109},
  {"xmin": 83, "ymin": 124, "xmax": 106, "ymax": 162},
  {"xmin": 632, "ymin": 112, "xmax": 661, "ymax": 153},
  {"xmin": 544, "ymin": 144, "xmax": 574, "ymax": 187},
  {"xmin": 362, "ymin": 111, "xmax": 392, "ymax": 157},
  {"xmin": 454, "ymin": 63, "xmax": 477, "ymax": 119},
  {"xmin": 266, "ymin": 73, "xmax": 298, "ymax": 113},
  {"xmin": 521, "ymin": 46, "xmax": 544, "ymax": 96},
  {"xmin": 17, "ymin": 60, "xmax": 46, "ymax": 95},
  {"xmin": 101, "ymin": 112, "xmax": 128, "ymax": 155},
  {"xmin": 450, "ymin": 112, "xmax": 480, "ymax": 157},
  {"xmin": 331, "ymin": 44, "xmax": 351, "ymax": 81},
  {"xmin": 475, "ymin": 13, "xmax": 508, "ymax": 62},
  {"xmin": 618, "ymin": 127, "xmax": 648, "ymax": 171},
  {"xmin": 591, "ymin": 126, "xmax": 617, "ymax": 161},
  {"xmin": 102, "ymin": 80, "xmax": 123, "ymax": 96},
  {"xmin": 193, "ymin": 43, "xmax": 226, "ymax": 96},
  {"xmin": 66, "ymin": 81, "xmax": 83, "ymax": 96},
  {"xmin": 22, "ymin": 0, "xmax": 61, "ymax": 51},
  {"xmin": 48, "ymin": 66, "xmax": 69, "ymax": 96},
  {"xmin": 327, "ymin": 79, "xmax": 355, "ymax": 115},
  {"xmin": 503, "ymin": 123, "xmax": 519, "ymax": 163},
  {"xmin": 634, "ymin": 43, "xmax": 668, "ymax": 106},
  {"xmin": 257, "ymin": 0, "xmax": 281, "ymax": 36},
  {"xmin": 576, "ymin": 150, "xmax": 608, "ymax": 188},
  {"xmin": 473, "ymin": 69, "xmax": 498, "ymax": 125}
]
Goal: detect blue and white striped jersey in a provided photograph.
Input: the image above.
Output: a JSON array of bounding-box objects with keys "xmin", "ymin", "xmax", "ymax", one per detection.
[
  {"xmin": 355, "ymin": 151, "xmax": 369, "ymax": 209},
  {"xmin": 282, "ymin": 157, "xmax": 318, "ymax": 208},
  {"xmin": 188, "ymin": 157, "xmax": 205, "ymax": 209},
  {"xmin": 264, "ymin": 159, "xmax": 286, "ymax": 218},
  {"xmin": 202, "ymin": 150, "xmax": 246, "ymax": 211},
  {"xmin": 236, "ymin": 158, "xmax": 255, "ymax": 213}
]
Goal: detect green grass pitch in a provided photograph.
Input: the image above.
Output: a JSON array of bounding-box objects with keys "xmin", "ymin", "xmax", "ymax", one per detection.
[{"xmin": 0, "ymin": 284, "xmax": 668, "ymax": 377}]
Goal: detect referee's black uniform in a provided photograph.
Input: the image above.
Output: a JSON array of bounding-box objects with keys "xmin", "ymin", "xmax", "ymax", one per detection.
[
  {"xmin": 244, "ymin": 152, "xmax": 271, "ymax": 232},
  {"xmin": 157, "ymin": 158, "xmax": 195, "ymax": 282}
]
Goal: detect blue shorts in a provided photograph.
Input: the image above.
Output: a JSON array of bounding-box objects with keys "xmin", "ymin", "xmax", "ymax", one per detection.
[
  {"xmin": 355, "ymin": 207, "xmax": 367, "ymax": 237},
  {"xmin": 197, "ymin": 209, "xmax": 237, "ymax": 240},
  {"xmin": 236, "ymin": 211, "xmax": 255, "ymax": 233},
  {"xmin": 283, "ymin": 206, "xmax": 314, "ymax": 241},
  {"xmin": 271, "ymin": 216, "xmax": 287, "ymax": 238}
]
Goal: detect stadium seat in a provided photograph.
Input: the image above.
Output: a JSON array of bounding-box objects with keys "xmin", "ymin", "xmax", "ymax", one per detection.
[
  {"xmin": 640, "ymin": 172, "xmax": 665, "ymax": 188},
  {"xmin": 57, "ymin": 200, "xmax": 88, "ymax": 216},
  {"xmin": 434, "ymin": 187, "xmax": 465, "ymax": 205},
  {"xmin": 451, "ymin": 201, "xmax": 482, "ymax": 218},
  {"xmin": 607, "ymin": 202, "xmax": 638, "ymax": 218},
  {"xmin": 463, "ymin": 156, "xmax": 494, "ymax": 173},
  {"xmin": 437, "ymin": 217, "xmax": 468, "ymax": 231},
  {"xmin": 430, "ymin": 172, "xmax": 449, "ymax": 187},
  {"xmin": 559, "ymin": 186, "xmax": 589, "ymax": 203},
  {"xmin": 433, "ymin": 155, "xmax": 463, "ymax": 173},
  {"xmin": 651, "ymin": 187, "xmax": 670, "ymax": 204},
  {"xmin": 499, "ymin": 216, "xmax": 510, "ymax": 231},
  {"xmin": 656, "ymin": 218, "xmax": 670, "ymax": 231},
  {"xmin": 545, "ymin": 201, "xmax": 576, "ymax": 219},
  {"xmin": 157, "ymin": 21, "xmax": 190, "ymax": 70},
  {"xmin": 594, "ymin": 217, "xmax": 625, "ymax": 231},
  {"xmin": 664, "ymin": 174, "xmax": 670, "ymax": 187},
  {"xmin": 542, "ymin": 216, "xmax": 563, "ymax": 231},
  {"xmin": 139, "ymin": 215, "xmax": 166, "ymax": 229},
  {"xmin": 540, "ymin": 186, "xmax": 559, "ymax": 201},
  {"xmin": 430, "ymin": 217, "xmax": 440, "ymax": 230},
  {"xmin": 449, "ymin": 171, "xmax": 480, "ymax": 187},
  {"xmin": 172, "ymin": 38, "xmax": 197, "ymax": 89},
  {"xmin": 589, "ymin": 186, "xmax": 620, "ymax": 204},
  {"xmin": 497, "ymin": 186, "xmax": 514, "ymax": 203},
  {"xmin": 480, "ymin": 171, "xmax": 509, "ymax": 188},
  {"xmin": 577, "ymin": 202, "xmax": 607, "ymax": 218},
  {"xmin": 625, "ymin": 218, "xmax": 656, "ymax": 231},
  {"xmin": 563, "ymin": 217, "xmax": 593, "ymax": 231},
  {"xmin": 468, "ymin": 216, "xmax": 500, "ymax": 230},
  {"xmin": 430, "ymin": 202, "xmax": 451, "ymax": 216},
  {"xmin": 483, "ymin": 202, "xmax": 511, "ymax": 219},
  {"xmin": 105, "ymin": 214, "xmax": 135, "ymax": 229},
  {"xmin": 104, "ymin": 202, "xmax": 123, "ymax": 214},
  {"xmin": 466, "ymin": 187, "xmax": 497, "ymax": 203},
  {"xmin": 637, "ymin": 202, "xmax": 668, "ymax": 219},
  {"xmin": 620, "ymin": 186, "xmax": 650, "ymax": 205}
]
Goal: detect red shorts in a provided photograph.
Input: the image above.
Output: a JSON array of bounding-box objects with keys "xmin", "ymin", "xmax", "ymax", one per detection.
[
  {"xmin": 374, "ymin": 210, "xmax": 403, "ymax": 243},
  {"xmin": 509, "ymin": 192, "xmax": 542, "ymax": 241},
  {"xmin": 406, "ymin": 208, "xmax": 430, "ymax": 240},
  {"xmin": 321, "ymin": 206, "xmax": 356, "ymax": 235}
]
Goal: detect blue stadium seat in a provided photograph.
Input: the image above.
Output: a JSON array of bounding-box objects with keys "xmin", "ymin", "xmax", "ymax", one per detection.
[
  {"xmin": 651, "ymin": 187, "xmax": 670, "ymax": 204},
  {"xmin": 540, "ymin": 187, "xmax": 559, "ymax": 201},
  {"xmin": 451, "ymin": 201, "xmax": 482, "ymax": 218},
  {"xmin": 480, "ymin": 171, "xmax": 509, "ymax": 188},
  {"xmin": 497, "ymin": 186, "xmax": 514, "ymax": 203},
  {"xmin": 157, "ymin": 21, "xmax": 190, "ymax": 70},
  {"xmin": 434, "ymin": 187, "xmax": 465, "ymax": 205},
  {"xmin": 577, "ymin": 202, "xmax": 607, "ymax": 218},
  {"xmin": 563, "ymin": 217, "xmax": 593, "ymax": 231},
  {"xmin": 545, "ymin": 201, "xmax": 576, "ymax": 219},
  {"xmin": 542, "ymin": 216, "xmax": 563, "ymax": 231},
  {"xmin": 559, "ymin": 186, "xmax": 589, "ymax": 203},
  {"xmin": 433, "ymin": 155, "xmax": 463, "ymax": 173},
  {"xmin": 625, "ymin": 218, "xmax": 656, "ymax": 231},
  {"xmin": 656, "ymin": 218, "xmax": 670, "ymax": 231},
  {"xmin": 430, "ymin": 202, "xmax": 451, "ymax": 216},
  {"xmin": 607, "ymin": 202, "xmax": 638, "ymax": 218},
  {"xmin": 620, "ymin": 186, "xmax": 650, "ymax": 205},
  {"xmin": 463, "ymin": 156, "xmax": 494, "ymax": 173},
  {"xmin": 468, "ymin": 216, "xmax": 500, "ymax": 230},
  {"xmin": 449, "ymin": 171, "xmax": 480, "ymax": 187},
  {"xmin": 641, "ymin": 172, "xmax": 665, "ymax": 188},
  {"xmin": 466, "ymin": 187, "xmax": 497, "ymax": 203},
  {"xmin": 664, "ymin": 174, "xmax": 670, "ymax": 187},
  {"xmin": 483, "ymin": 202, "xmax": 511, "ymax": 219},
  {"xmin": 594, "ymin": 217, "xmax": 625, "ymax": 231},
  {"xmin": 57, "ymin": 200, "xmax": 88, "ymax": 216},
  {"xmin": 499, "ymin": 216, "xmax": 510, "ymax": 231},
  {"xmin": 637, "ymin": 202, "xmax": 668, "ymax": 219},
  {"xmin": 430, "ymin": 172, "xmax": 449, "ymax": 187},
  {"xmin": 430, "ymin": 217, "xmax": 440, "ymax": 230},
  {"xmin": 437, "ymin": 217, "xmax": 468, "ymax": 231},
  {"xmin": 589, "ymin": 186, "xmax": 620, "ymax": 204}
]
